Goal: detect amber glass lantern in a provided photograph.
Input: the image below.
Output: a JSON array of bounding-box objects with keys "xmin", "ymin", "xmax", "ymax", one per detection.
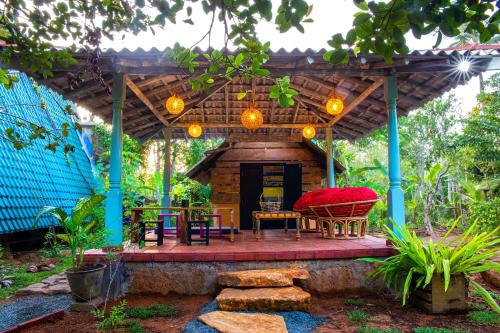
[
  {"xmin": 165, "ymin": 94, "xmax": 184, "ymax": 115},
  {"xmin": 188, "ymin": 124, "xmax": 202, "ymax": 138},
  {"xmin": 326, "ymin": 96, "xmax": 344, "ymax": 115},
  {"xmin": 302, "ymin": 125, "xmax": 316, "ymax": 139},
  {"xmin": 241, "ymin": 107, "xmax": 264, "ymax": 130}
]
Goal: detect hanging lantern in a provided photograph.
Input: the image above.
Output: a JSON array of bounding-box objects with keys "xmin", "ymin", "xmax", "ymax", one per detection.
[
  {"xmin": 302, "ymin": 125, "xmax": 316, "ymax": 139},
  {"xmin": 241, "ymin": 107, "xmax": 264, "ymax": 130},
  {"xmin": 326, "ymin": 96, "xmax": 344, "ymax": 115},
  {"xmin": 188, "ymin": 124, "xmax": 202, "ymax": 138},
  {"xmin": 165, "ymin": 94, "xmax": 184, "ymax": 115}
]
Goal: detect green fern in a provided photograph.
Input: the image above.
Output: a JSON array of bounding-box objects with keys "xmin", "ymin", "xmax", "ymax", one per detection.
[{"xmin": 359, "ymin": 218, "xmax": 500, "ymax": 313}]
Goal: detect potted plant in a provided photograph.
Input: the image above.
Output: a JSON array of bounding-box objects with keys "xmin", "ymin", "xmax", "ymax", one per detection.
[
  {"xmin": 35, "ymin": 194, "xmax": 107, "ymax": 302},
  {"xmin": 361, "ymin": 218, "xmax": 500, "ymax": 314}
]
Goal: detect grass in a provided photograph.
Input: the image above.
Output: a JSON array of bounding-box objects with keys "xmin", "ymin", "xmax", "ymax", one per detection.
[
  {"xmin": 123, "ymin": 320, "xmax": 146, "ymax": 333},
  {"xmin": 347, "ymin": 309, "xmax": 370, "ymax": 324},
  {"xmin": 466, "ymin": 310, "xmax": 500, "ymax": 325},
  {"xmin": 125, "ymin": 303, "xmax": 179, "ymax": 319},
  {"xmin": 472, "ymin": 289, "xmax": 500, "ymax": 300},
  {"xmin": 413, "ymin": 328, "xmax": 471, "ymax": 333},
  {"xmin": 0, "ymin": 257, "xmax": 71, "ymax": 300},
  {"xmin": 344, "ymin": 298, "xmax": 364, "ymax": 306},
  {"xmin": 357, "ymin": 326, "xmax": 402, "ymax": 333}
]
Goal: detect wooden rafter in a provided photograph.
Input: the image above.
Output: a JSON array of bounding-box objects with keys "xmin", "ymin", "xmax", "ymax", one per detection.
[
  {"xmin": 328, "ymin": 79, "xmax": 384, "ymax": 126},
  {"xmin": 125, "ymin": 76, "xmax": 170, "ymax": 127},
  {"xmin": 170, "ymin": 80, "xmax": 231, "ymax": 123}
]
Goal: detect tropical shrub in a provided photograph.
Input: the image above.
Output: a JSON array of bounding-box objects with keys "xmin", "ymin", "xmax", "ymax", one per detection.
[
  {"xmin": 468, "ymin": 197, "xmax": 500, "ymax": 232},
  {"xmin": 360, "ymin": 219, "xmax": 500, "ymax": 313},
  {"xmin": 34, "ymin": 194, "xmax": 107, "ymax": 271}
]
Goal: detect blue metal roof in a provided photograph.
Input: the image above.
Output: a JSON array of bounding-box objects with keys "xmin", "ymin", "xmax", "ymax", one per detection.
[{"xmin": 0, "ymin": 73, "xmax": 95, "ymax": 234}]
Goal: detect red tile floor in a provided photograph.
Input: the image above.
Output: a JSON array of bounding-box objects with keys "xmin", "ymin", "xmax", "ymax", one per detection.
[{"xmin": 86, "ymin": 229, "xmax": 396, "ymax": 262}]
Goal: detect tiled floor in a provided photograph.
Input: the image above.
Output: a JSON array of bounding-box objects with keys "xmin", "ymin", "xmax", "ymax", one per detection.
[{"xmin": 86, "ymin": 230, "xmax": 395, "ymax": 262}]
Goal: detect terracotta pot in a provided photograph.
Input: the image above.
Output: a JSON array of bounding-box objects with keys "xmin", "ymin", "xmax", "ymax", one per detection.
[{"xmin": 65, "ymin": 263, "xmax": 106, "ymax": 302}]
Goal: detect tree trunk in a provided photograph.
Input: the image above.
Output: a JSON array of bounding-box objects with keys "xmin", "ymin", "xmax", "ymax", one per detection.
[
  {"xmin": 479, "ymin": 72, "xmax": 484, "ymax": 93},
  {"xmin": 423, "ymin": 195, "xmax": 437, "ymax": 238}
]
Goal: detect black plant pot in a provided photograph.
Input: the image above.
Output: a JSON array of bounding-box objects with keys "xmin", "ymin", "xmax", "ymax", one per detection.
[{"xmin": 65, "ymin": 263, "xmax": 106, "ymax": 302}]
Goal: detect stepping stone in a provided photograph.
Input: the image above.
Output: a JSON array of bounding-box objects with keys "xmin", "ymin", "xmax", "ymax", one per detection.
[
  {"xmin": 217, "ymin": 286, "xmax": 311, "ymax": 312},
  {"xmin": 198, "ymin": 311, "xmax": 288, "ymax": 333},
  {"xmin": 218, "ymin": 269, "xmax": 310, "ymax": 287}
]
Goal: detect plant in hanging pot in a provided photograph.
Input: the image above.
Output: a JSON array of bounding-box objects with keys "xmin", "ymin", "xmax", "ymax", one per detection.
[
  {"xmin": 35, "ymin": 194, "xmax": 107, "ymax": 302},
  {"xmin": 360, "ymin": 218, "xmax": 500, "ymax": 314}
]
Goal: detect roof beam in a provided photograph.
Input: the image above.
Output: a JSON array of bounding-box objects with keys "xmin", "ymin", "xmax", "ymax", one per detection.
[
  {"xmin": 328, "ymin": 78, "xmax": 384, "ymax": 126},
  {"xmin": 169, "ymin": 123, "xmax": 328, "ymax": 129},
  {"xmin": 170, "ymin": 80, "xmax": 231, "ymax": 123},
  {"xmin": 125, "ymin": 76, "xmax": 171, "ymax": 127}
]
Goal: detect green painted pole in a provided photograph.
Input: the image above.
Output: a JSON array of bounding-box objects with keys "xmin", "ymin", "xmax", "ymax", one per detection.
[
  {"xmin": 161, "ymin": 127, "xmax": 172, "ymax": 213},
  {"xmin": 105, "ymin": 74, "xmax": 125, "ymax": 246},
  {"xmin": 385, "ymin": 75, "xmax": 405, "ymax": 237},
  {"xmin": 325, "ymin": 127, "xmax": 336, "ymax": 188}
]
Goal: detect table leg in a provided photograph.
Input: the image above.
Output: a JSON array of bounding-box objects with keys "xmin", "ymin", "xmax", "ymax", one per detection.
[
  {"xmin": 295, "ymin": 218, "xmax": 301, "ymax": 240},
  {"xmin": 256, "ymin": 218, "xmax": 261, "ymax": 241},
  {"xmin": 284, "ymin": 218, "xmax": 288, "ymax": 233}
]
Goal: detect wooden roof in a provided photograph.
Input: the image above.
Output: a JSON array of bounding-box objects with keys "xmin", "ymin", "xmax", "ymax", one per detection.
[
  {"xmin": 29, "ymin": 45, "xmax": 500, "ymax": 141},
  {"xmin": 186, "ymin": 141, "xmax": 345, "ymax": 185}
]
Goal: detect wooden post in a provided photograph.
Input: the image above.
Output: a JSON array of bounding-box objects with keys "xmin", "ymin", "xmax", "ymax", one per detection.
[
  {"xmin": 385, "ymin": 75, "xmax": 405, "ymax": 237},
  {"xmin": 180, "ymin": 199, "xmax": 189, "ymax": 243},
  {"xmin": 161, "ymin": 127, "xmax": 172, "ymax": 213},
  {"xmin": 105, "ymin": 73, "xmax": 125, "ymax": 247},
  {"xmin": 325, "ymin": 127, "xmax": 336, "ymax": 188}
]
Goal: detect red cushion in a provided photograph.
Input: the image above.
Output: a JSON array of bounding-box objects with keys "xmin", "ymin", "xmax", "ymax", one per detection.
[{"xmin": 293, "ymin": 187, "xmax": 378, "ymax": 217}]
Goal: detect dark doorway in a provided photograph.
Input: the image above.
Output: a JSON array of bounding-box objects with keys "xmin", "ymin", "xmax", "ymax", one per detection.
[
  {"xmin": 240, "ymin": 163, "xmax": 263, "ymax": 230},
  {"xmin": 283, "ymin": 163, "xmax": 302, "ymax": 229},
  {"xmin": 239, "ymin": 163, "xmax": 302, "ymax": 230}
]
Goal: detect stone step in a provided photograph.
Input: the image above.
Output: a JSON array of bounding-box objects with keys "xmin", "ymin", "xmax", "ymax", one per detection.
[
  {"xmin": 217, "ymin": 269, "xmax": 310, "ymax": 288},
  {"xmin": 216, "ymin": 286, "xmax": 311, "ymax": 312},
  {"xmin": 198, "ymin": 311, "xmax": 288, "ymax": 333}
]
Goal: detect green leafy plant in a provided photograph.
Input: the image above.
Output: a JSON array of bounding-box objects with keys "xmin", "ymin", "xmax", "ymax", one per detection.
[
  {"xmin": 125, "ymin": 303, "xmax": 178, "ymax": 319},
  {"xmin": 413, "ymin": 328, "xmax": 471, "ymax": 333},
  {"xmin": 357, "ymin": 326, "xmax": 402, "ymax": 333},
  {"xmin": 347, "ymin": 309, "xmax": 369, "ymax": 323},
  {"xmin": 360, "ymin": 218, "xmax": 500, "ymax": 313},
  {"xmin": 466, "ymin": 310, "xmax": 500, "ymax": 325},
  {"xmin": 344, "ymin": 298, "xmax": 364, "ymax": 306},
  {"xmin": 92, "ymin": 300, "xmax": 127, "ymax": 330},
  {"xmin": 122, "ymin": 320, "xmax": 145, "ymax": 333},
  {"xmin": 34, "ymin": 194, "xmax": 107, "ymax": 271}
]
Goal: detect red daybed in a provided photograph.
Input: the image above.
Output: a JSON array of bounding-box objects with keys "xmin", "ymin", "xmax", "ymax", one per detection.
[{"xmin": 293, "ymin": 187, "xmax": 378, "ymax": 239}]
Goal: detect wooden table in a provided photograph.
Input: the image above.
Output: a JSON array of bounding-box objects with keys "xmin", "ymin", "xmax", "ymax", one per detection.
[{"xmin": 252, "ymin": 211, "xmax": 301, "ymax": 241}]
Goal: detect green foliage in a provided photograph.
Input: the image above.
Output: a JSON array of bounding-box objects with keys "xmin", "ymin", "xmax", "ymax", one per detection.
[
  {"xmin": 34, "ymin": 194, "xmax": 107, "ymax": 270},
  {"xmin": 413, "ymin": 328, "xmax": 471, "ymax": 333},
  {"xmin": 466, "ymin": 310, "xmax": 500, "ymax": 325},
  {"xmin": 344, "ymin": 298, "xmax": 364, "ymax": 306},
  {"xmin": 39, "ymin": 230, "xmax": 66, "ymax": 259},
  {"xmin": 457, "ymin": 74, "xmax": 500, "ymax": 178},
  {"xmin": 357, "ymin": 326, "xmax": 402, "ymax": 333},
  {"xmin": 360, "ymin": 219, "xmax": 500, "ymax": 312},
  {"xmin": 93, "ymin": 300, "xmax": 127, "ymax": 330},
  {"xmin": 326, "ymin": 1, "xmax": 498, "ymax": 64},
  {"xmin": 125, "ymin": 303, "xmax": 178, "ymax": 319},
  {"xmin": 468, "ymin": 197, "xmax": 500, "ymax": 232},
  {"xmin": 347, "ymin": 309, "xmax": 369, "ymax": 323},
  {"xmin": 122, "ymin": 320, "xmax": 145, "ymax": 333}
]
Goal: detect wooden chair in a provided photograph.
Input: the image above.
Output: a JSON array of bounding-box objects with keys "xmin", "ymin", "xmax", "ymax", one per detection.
[{"xmin": 310, "ymin": 199, "xmax": 378, "ymax": 239}]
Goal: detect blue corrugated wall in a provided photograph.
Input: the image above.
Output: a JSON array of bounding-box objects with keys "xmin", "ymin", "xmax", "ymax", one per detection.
[{"xmin": 0, "ymin": 73, "xmax": 95, "ymax": 234}]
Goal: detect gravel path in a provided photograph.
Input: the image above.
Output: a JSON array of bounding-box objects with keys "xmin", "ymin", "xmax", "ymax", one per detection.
[{"xmin": 0, "ymin": 295, "xmax": 72, "ymax": 331}]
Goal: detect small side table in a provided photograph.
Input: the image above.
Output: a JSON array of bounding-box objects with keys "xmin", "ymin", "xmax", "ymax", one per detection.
[
  {"xmin": 252, "ymin": 211, "xmax": 301, "ymax": 241},
  {"xmin": 186, "ymin": 220, "xmax": 209, "ymax": 246}
]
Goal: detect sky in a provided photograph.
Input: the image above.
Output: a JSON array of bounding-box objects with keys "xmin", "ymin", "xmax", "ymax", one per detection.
[{"xmin": 77, "ymin": 0, "xmax": 495, "ymax": 122}]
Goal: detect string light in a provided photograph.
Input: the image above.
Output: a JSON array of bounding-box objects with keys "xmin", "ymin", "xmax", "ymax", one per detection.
[
  {"xmin": 302, "ymin": 125, "xmax": 316, "ymax": 139},
  {"xmin": 188, "ymin": 124, "xmax": 202, "ymax": 138}
]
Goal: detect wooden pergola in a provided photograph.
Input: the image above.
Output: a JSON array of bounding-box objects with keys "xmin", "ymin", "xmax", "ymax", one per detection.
[{"xmin": 26, "ymin": 44, "xmax": 500, "ymax": 246}]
